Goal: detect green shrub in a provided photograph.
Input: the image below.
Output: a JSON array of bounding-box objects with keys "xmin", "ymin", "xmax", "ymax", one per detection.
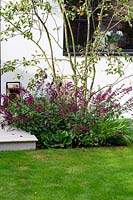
[{"xmin": 0, "ymin": 82, "xmax": 133, "ymax": 148}]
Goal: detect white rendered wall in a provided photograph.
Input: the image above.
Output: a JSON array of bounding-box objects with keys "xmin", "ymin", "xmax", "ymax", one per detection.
[{"xmin": 1, "ymin": 1, "xmax": 133, "ymax": 116}]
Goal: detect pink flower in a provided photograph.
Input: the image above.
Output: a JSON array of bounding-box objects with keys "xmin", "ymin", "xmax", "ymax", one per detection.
[
  {"xmin": 35, "ymin": 104, "xmax": 44, "ymax": 112},
  {"xmin": 81, "ymin": 124, "xmax": 88, "ymax": 132},
  {"xmin": 16, "ymin": 103, "xmax": 21, "ymax": 108},
  {"xmin": 25, "ymin": 95, "xmax": 34, "ymax": 106}
]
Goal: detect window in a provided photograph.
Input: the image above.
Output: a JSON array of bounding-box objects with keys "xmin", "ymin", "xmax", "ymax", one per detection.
[
  {"xmin": 6, "ymin": 82, "xmax": 21, "ymax": 101},
  {"xmin": 63, "ymin": 0, "xmax": 133, "ymax": 55}
]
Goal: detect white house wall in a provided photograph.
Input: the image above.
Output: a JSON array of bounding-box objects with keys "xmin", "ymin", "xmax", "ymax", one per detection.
[{"xmin": 1, "ymin": 0, "xmax": 133, "ymax": 116}]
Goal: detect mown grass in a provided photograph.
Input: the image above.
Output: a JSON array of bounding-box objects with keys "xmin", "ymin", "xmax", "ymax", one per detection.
[{"xmin": 0, "ymin": 146, "xmax": 133, "ymax": 200}]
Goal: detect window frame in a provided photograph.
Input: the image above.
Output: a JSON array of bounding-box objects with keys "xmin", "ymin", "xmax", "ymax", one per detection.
[{"xmin": 63, "ymin": 0, "xmax": 133, "ymax": 56}]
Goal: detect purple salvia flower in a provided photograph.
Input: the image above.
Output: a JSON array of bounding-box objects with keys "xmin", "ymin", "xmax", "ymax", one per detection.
[
  {"xmin": 72, "ymin": 125, "xmax": 78, "ymax": 132},
  {"xmin": 25, "ymin": 95, "xmax": 34, "ymax": 106},
  {"xmin": 122, "ymin": 86, "xmax": 132, "ymax": 95},
  {"xmin": 46, "ymin": 82, "xmax": 51, "ymax": 89},
  {"xmin": 59, "ymin": 107, "xmax": 66, "ymax": 116},
  {"xmin": 66, "ymin": 82, "xmax": 73, "ymax": 89},
  {"xmin": 35, "ymin": 104, "xmax": 44, "ymax": 112},
  {"xmin": 68, "ymin": 102, "xmax": 78, "ymax": 113},
  {"xmin": 1, "ymin": 94, "xmax": 9, "ymax": 106},
  {"xmin": 17, "ymin": 114, "xmax": 28, "ymax": 122},
  {"xmin": 81, "ymin": 124, "xmax": 88, "ymax": 132},
  {"xmin": 17, "ymin": 87, "xmax": 26, "ymax": 95},
  {"xmin": 16, "ymin": 103, "xmax": 21, "ymax": 108},
  {"xmin": 112, "ymin": 103, "xmax": 121, "ymax": 109},
  {"xmin": 49, "ymin": 89, "xmax": 57, "ymax": 101},
  {"xmin": 4, "ymin": 111, "xmax": 14, "ymax": 123},
  {"xmin": 41, "ymin": 98, "xmax": 46, "ymax": 104}
]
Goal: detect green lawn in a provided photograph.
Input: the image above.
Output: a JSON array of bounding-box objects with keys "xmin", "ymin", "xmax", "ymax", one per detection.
[{"xmin": 0, "ymin": 146, "xmax": 133, "ymax": 200}]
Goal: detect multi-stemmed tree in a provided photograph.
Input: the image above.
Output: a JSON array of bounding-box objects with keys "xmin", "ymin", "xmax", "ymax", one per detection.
[{"xmin": 1, "ymin": 0, "xmax": 133, "ymax": 109}]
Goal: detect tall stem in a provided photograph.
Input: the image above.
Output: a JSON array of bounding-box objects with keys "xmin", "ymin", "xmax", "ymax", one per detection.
[
  {"xmin": 58, "ymin": 2, "xmax": 78, "ymax": 88},
  {"xmin": 83, "ymin": 0, "xmax": 91, "ymax": 102},
  {"xmin": 87, "ymin": 0, "xmax": 105, "ymax": 106},
  {"xmin": 31, "ymin": 0, "xmax": 57, "ymax": 80},
  {"xmin": 65, "ymin": 12, "xmax": 77, "ymax": 87}
]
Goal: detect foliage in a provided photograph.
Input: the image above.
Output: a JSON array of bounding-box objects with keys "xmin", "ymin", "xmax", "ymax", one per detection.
[
  {"xmin": 0, "ymin": 0, "xmax": 133, "ymax": 110},
  {"xmin": 83, "ymin": 84, "xmax": 133, "ymax": 146},
  {"xmin": 1, "ymin": 81, "xmax": 133, "ymax": 148}
]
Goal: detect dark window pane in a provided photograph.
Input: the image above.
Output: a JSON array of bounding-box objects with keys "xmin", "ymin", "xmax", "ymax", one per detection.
[
  {"xmin": 64, "ymin": 19, "xmax": 87, "ymax": 53},
  {"xmin": 120, "ymin": 22, "xmax": 133, "ymax": 50},
  {"xmin": 63, "ymin": 0, "xmax": 133, "ymax": 55}
]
